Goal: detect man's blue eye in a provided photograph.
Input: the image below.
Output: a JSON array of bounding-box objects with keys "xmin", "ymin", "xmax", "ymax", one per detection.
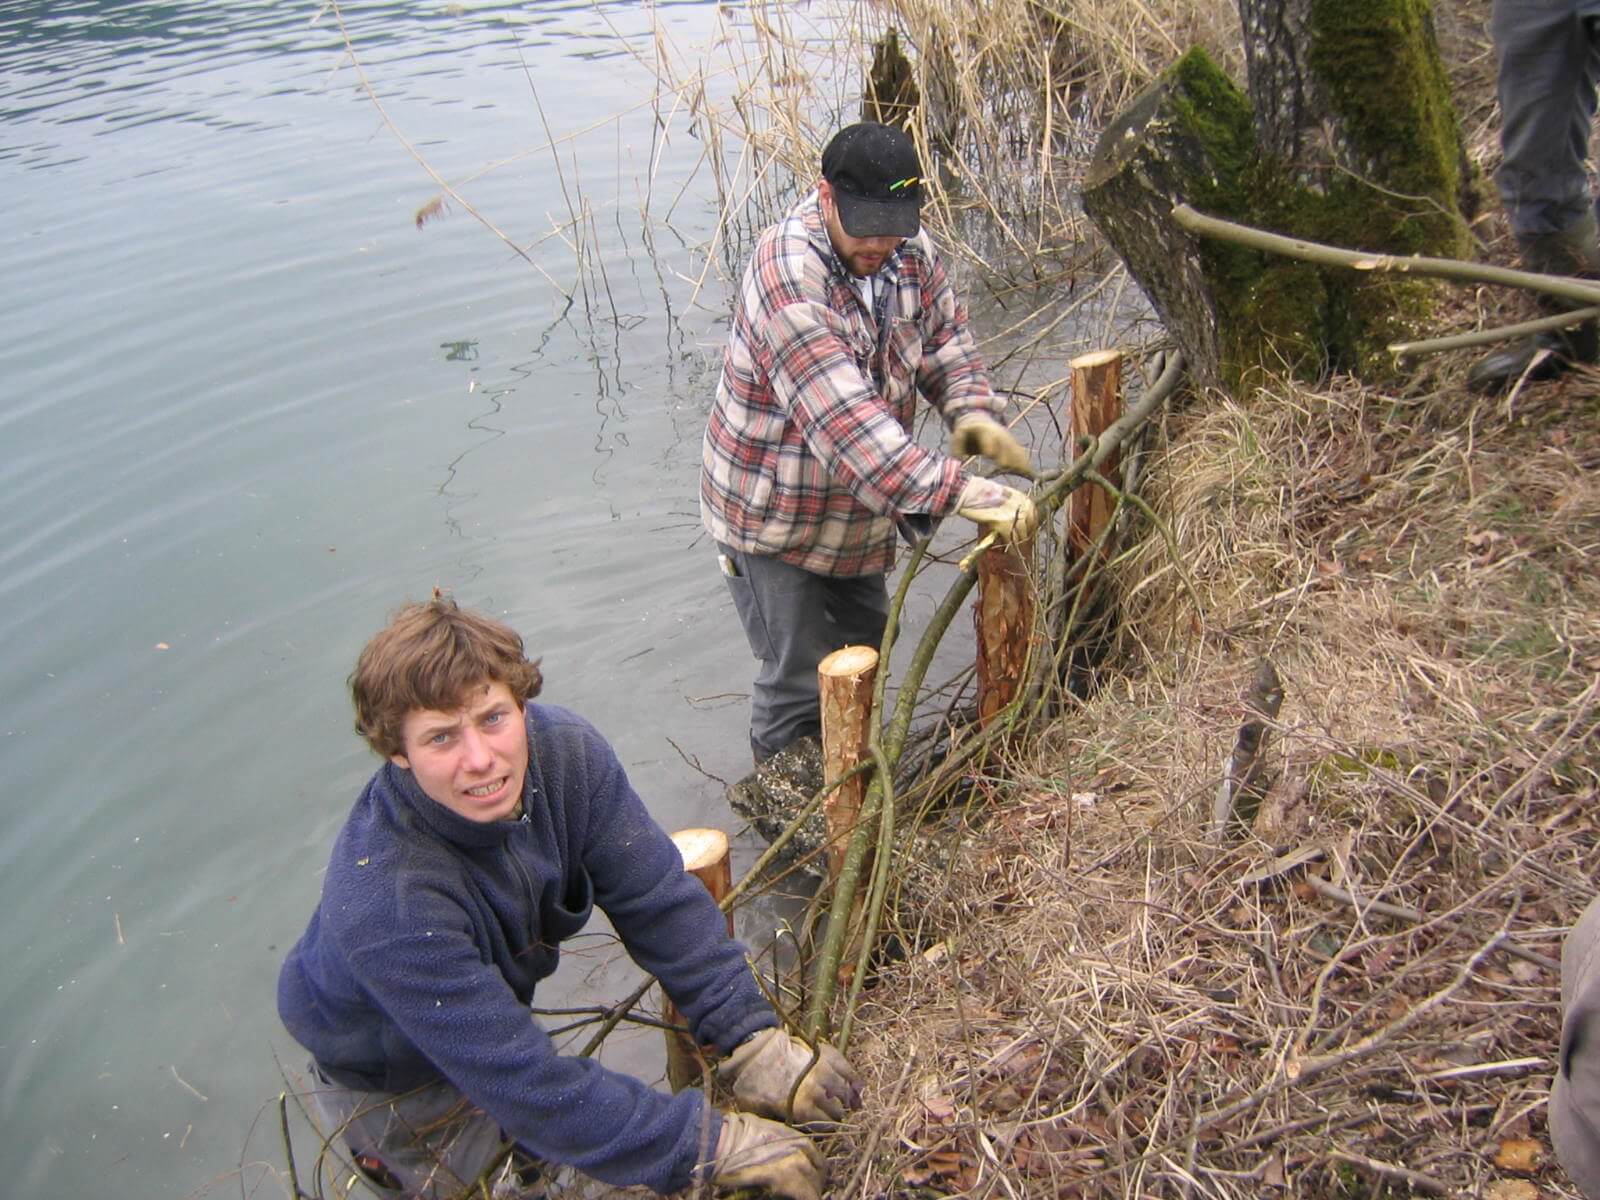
[
  {"xmin": 484, "ymin": 711, "xmax": 504, "ymax": 726},
  {"xmin": 429, "ymin": 732, "xmax": 452, "ymax": 745}
]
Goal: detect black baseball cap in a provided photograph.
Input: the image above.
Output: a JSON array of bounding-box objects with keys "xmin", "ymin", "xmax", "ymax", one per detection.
[{"xmin": 821, "ymin": 122, "xmax": 923, "ymax": 239}]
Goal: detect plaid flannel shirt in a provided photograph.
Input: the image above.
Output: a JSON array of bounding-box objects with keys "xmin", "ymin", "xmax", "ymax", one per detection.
[{"xmin": 700, "ymin": 190, "xmax": 1004, "ymax": 577}]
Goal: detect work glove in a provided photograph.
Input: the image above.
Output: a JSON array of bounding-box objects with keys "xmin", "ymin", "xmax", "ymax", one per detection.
[
  {"xmin": 950, "ymin": 414, "xmax": 1033, "ymax": 476},
  {"xmin": 717, "ymin": 1027, "xmax": 863, "ymax": 1125},
  {"xmin": 956, "ymin": 476, "xmax": 1039, "ymax": 545},
  {"xmin": 708, "ymin": 1112, "xmax": 825, "ymax": 1200}
]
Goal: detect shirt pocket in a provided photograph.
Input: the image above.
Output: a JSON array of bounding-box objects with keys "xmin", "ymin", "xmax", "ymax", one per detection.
[
  {"xmin": 545, "ymin": 867, "xmax": 594, "ymax": 939},
  {"xmin": 882, "ymin": 316, "xmax": 923, "ymax": 421}
]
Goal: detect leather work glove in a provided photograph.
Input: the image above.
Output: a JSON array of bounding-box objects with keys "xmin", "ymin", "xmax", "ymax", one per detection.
[
  {"xmin": 950, "ymin": 414, "xmax": 1033, "ymax": 476},
  {"xmin": 717, "ymin": 1027, "xmax": 863, "ymax": 1125},
  {"xmin": 708, "ymin": 1111, "xmax": 825, "ymax": 1200},
  {"xmin": 956, "ymin": 476, "xmax": 1039, "ymax": 545}
]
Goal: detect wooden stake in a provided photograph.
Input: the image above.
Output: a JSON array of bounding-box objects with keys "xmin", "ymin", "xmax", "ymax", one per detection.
[
  {"xmin": 1067, "ymin": 349, "xmax": 1124, "ymax": 558},
  {"xmin": 671, "ymin": 828, "xmax": 735, "ymax": 931},
  {"xmin": 818, "ymin": 645, "xmax": 879, "ymax": 882},
  {"xmin": 975, "ymin": 539, "xmax": 1036, "ymax": 726},
  {"xmin": 662, "ymin": 828, "xmax": 732, "ymax": 1092},
  {"xmin": 818, "ymin": 645, "xmax": 879, "ymax": 986}
]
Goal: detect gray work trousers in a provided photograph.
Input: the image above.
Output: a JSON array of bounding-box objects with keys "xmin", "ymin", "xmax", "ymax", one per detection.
[
  {"xmin": 1492, "ymin": 0, "xmax": 1600, "ymax": 237},
  {"xmin": 305, "ymin": 1063, "xmax": 534, "ymax": 1199},
  {"xmin": 1555, "ymin": 895, "xmax": 1600, "ymax": 1198},
  {"xmin": 717, "ymin": 544, "xmax": 889, "ymax": 760}
]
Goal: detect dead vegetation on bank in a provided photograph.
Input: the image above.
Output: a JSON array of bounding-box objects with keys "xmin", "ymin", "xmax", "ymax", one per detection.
[
  {"xmin": 839, "ymin": 365, "xmax": 1600, "ymax": 1198},
  {"xmin": 662, "ymin": 0, "xmax": 1600, "ymax": 1197}
]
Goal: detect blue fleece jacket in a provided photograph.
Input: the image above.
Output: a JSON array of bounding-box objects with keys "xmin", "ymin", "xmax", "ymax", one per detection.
[{"xmin": 277, "ymin": 703, "xmax": 777, "ymax": 1194}]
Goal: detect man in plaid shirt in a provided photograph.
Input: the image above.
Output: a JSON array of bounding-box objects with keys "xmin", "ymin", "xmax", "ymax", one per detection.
[{"xmin": 701, "ymin": 122, "xmax": 1038, "ymax": 762}]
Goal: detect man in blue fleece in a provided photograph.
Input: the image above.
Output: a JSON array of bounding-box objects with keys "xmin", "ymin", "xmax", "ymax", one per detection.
[{"xmin": 278, "ymin": 597, "xmax": 860, "ymax": 1198}]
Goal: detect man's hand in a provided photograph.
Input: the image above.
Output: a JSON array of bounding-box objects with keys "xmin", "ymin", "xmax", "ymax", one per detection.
[
  {"xmin": 950, "ymin": 415, "xmax": 1033, "ymax": 476},
  {"xmin": 956, "ymin": 477, "xmax": 1039, "ymax": 545},
  {"xmin": 709, "ymin": 1112, "xmax": 825, "ymax": 1200},
  {"xmin": 717, "ymin": 1027, "xmax": 863, "ymax": 1125}
]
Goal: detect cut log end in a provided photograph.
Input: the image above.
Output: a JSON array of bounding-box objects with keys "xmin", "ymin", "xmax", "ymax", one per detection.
[
  {"xmin": 1070, "ymin": 348, "xmax": 1123, "ymax": 370},
  {"xmin": 670, "ymin": 828, "xmax": 730, "ymax": 874},
  {"xmin": 819, "ymin": 644, "xmax": 879, "ymax": 678}
]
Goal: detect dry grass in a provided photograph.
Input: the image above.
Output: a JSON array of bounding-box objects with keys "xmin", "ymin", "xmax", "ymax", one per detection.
[{"xmin": 840, "ymin": 362, "xmax": 1600, "ymax": 1198}]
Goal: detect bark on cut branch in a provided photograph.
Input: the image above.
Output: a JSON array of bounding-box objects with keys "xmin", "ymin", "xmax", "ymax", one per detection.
[{"xmin": 1172, "ymin": 202, "xmax": 1600, "ymax": 308}]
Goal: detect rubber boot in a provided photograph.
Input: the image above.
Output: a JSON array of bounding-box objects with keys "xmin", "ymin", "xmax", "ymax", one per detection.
[
  {"xmin": 1467, "ymin": 215, "xmax": 1600, "ymax": 394},
  {"xmin": 1520, "ymin": 214, "xmax": 1600, "ymax": 277}
]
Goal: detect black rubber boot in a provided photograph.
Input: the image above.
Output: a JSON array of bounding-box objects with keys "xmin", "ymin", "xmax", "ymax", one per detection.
[
  {"xmin": 1466, "ymin": 330, "xmax": 1588, "ymax": 393},
  {"xmin": 1467, "ymin": 217, "xmax": 1600, "ymax": 393}
]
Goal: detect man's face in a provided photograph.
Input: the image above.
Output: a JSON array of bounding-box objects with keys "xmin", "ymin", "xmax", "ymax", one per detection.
[
  {"xmin": 819, "ymin": 180, "xmax": 905, "ymax": 278},
  {"xmin": 390, "ymin": 680, "xmax": 528, "ymax": 823}
]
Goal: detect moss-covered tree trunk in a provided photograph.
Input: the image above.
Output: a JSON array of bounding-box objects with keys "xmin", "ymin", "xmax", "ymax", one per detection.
[{"xmin": 1083, "ymin": 0, "xmax": 1469, "ymax": 392}]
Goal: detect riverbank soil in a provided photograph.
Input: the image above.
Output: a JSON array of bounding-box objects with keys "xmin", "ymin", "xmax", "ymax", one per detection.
[{"xmin": 835, "ymin": 2, "xmax": 1600, "ymax": 1197}]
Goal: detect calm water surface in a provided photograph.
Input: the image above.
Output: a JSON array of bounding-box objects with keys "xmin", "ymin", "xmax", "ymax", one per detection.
[{"xmin": 0, "ymin": 2, "xmax": 811, "ymax": 1195}]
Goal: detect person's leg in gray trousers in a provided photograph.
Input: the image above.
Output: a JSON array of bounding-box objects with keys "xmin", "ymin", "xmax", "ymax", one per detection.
[
  {"xmin": 305, "ymin": 1064, "xmax": 539, "ymax": 1198},
  {"xmin": 717, "ymin": 545, "xmax": 888, "ymax": 761},
  {"xmin": 1492, "ymin": 0, "xmax": 1600, "ymax": 242},
  {"xmin": 1554, "ymin": 895, "xmax": 1600, "ymax": 1198},
  {"xmin": 1470, "ymin": 0, "xmax": 1600, "ymax": 390}
]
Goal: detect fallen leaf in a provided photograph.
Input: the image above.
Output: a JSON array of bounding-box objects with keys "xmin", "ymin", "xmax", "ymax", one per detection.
[
  {"xmin": 917, "ymin": 1078, "xmax": 958, "ymax": 1125},
  {"xmin": 1493, "ymin": 1137, "xmax": 1545, "ymax": 1174},
  {"xmin": 1466, "ymin": 529, "xmax": 1509, "ymax": 562},
  {"xmin": 901, "ymin": 1145, "xmax": 969, "ymax": 1187},
  {"xmin": 1485, "ymin": 1181, "xmax": 1539, "ymax": 1200},
  {"xmin": 1510, "ymin": 959, "xmax": 1545, "ymax": 984},
  {"xmin": 1260, "ymin": 1152, "xmax": 1287, "ymax": 1188}
]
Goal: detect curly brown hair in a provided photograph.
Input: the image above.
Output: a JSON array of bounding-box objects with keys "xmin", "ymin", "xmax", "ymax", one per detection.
[{"xmin": 350, "ymin": 594, "xmax": 543, "ymax": 758}]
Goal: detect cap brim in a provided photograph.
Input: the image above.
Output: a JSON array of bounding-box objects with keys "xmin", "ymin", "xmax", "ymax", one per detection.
[{"xmin": 833, "ymin": 191, "xmax": 920, "ymax": 239}]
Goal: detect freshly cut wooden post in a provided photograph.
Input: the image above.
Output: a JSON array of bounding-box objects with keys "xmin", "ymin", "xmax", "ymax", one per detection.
[
  {"xmin": 818, "ymin": 645, "xmax": 878, "ymax": 986},
  {"xmin": 662, "ymin": 828, "xmax": 732, "ymax": 1092},
  {"xmin": 976, "ymin": 539, "xmax": 1036, "ymax": 726},
  {"xmin": 1068, "ymin": 349, "xmax": 1124, "ymax": 558}
]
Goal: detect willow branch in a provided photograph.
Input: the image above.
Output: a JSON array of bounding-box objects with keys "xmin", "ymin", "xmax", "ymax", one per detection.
[
  {"xmin": 1389, "ymin": 305, "xmax": 1600, "ymax": 359},
  {"xmin": 1037, "ymin": 349, "xmax": 1186, "ymax": 515},
  {"xmin": 838, "ymin": 741, "xmax": 897, "ymax": 1045},
  {"xmin": 802, "ymin": 547, "xmax": 929, "ymax": 1040},
  {"xmin": 1171, "ymin": 203, "xmax": 1600, "ymax": 308},
  {"xmin": 805, "ymin": 354, "xmax": 1185, "ymax": 1041}
]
